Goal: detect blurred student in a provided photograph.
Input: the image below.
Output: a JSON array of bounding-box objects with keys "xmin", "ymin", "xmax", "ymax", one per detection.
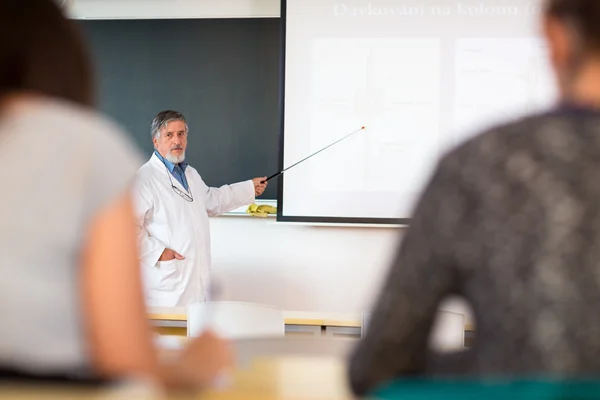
[
  {"xmin": 0, "ymin": 0, "xmax": 231, "ymax": 392},
  {"xmin": 349, "ymin": 0, "xmax": 600, "ymax": 395}
]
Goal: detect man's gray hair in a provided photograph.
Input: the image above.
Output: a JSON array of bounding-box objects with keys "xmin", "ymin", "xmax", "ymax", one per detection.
[{"xmin": 150, "ymin": 110, "xmax": 188, "ymax": 140}]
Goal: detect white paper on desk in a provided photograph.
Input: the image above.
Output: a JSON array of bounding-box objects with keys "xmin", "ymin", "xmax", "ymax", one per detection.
[{"xmin": 153, "ymin": 333, "xmax": 184, "ymax": 351}]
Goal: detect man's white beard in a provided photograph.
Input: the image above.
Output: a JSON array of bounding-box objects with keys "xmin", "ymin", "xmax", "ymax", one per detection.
[{"xmin": 166, "ymin": 151, "xmax": 185, "ymax": 164}]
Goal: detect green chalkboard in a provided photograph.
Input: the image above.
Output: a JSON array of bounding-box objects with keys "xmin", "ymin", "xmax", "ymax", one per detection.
[{"xmin": 79, "ymin": 18, "xmax": 281, "ymax": 199}]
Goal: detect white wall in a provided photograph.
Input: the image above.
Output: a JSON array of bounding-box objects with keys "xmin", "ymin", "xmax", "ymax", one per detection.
[
  {"xmin": 209, "ymin": 216, "xmax": 473, "ymax": 324},
  {"xmin": 69, "ymin": 0, "xmax": 280, "ymax": 19},
  {"xmin": 209, "ymin": 217, "xmax": 397, "ymax": 311}
]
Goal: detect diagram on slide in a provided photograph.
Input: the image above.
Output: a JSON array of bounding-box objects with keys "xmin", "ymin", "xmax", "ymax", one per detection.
[
  {"xmin": 307, "ymin": 38, "xmax": 442, "ymax": 193},
  {"xmin": 453, "ymin": 38, "xmax": 558, "ymax": 144}
]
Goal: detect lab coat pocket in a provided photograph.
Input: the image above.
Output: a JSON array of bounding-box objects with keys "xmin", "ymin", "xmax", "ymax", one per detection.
[{"xmin": 153, "ymin": 259, "xmax": 181, "ymax": 290}]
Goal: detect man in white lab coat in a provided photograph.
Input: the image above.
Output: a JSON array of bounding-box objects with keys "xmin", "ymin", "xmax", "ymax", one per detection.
[{"xmin": 133, "ymin": 110, "xmax": 267, "ymax": 307}]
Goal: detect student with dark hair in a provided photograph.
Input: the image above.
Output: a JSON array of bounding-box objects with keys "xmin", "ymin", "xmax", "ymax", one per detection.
[
  {"xmin": 0, "ymin": 0, "xmax": 93, "ymax": 106},
  {"xmin": 349, "ymin": 0, "xmax": 600, "ymax": 395},
  {"xmin": 0, "ymin": 0, "xmax": 231, "ymax": 392}
]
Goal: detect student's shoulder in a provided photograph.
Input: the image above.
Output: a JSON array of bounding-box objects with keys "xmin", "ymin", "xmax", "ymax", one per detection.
[
  {"xmin": 39, "ymin": 98, "xmax": 133, "ymax": 146},
  {"xmin": 441, "ymin": 112, "xmax": 566, "ymax": 168},
  {"xmin": 27, "ymin": 97, "xmax": 144, "ymax": 172}
]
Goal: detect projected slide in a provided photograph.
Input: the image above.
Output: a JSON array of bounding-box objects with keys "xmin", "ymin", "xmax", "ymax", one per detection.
[
  {"xmin": 453, "ymin": 38, "xmax": 557, "ymax": 144},
  {"xmin": 281, "ymin": 0, "xmax": 553, "ymax": 222},
  {"xmin": 308, "ymin": 38, "xmax": 441, "ymax": 193}
]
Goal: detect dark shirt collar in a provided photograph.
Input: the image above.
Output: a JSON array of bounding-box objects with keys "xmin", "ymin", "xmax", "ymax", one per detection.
[{"xmin": 554, "ymin": 100, "xmax": 600, "ymax": 116}]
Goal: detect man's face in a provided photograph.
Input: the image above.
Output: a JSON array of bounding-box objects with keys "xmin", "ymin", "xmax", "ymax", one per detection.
[{"xmin": 153, "ymin": 120, "xmax": 188, "ymax": 164}]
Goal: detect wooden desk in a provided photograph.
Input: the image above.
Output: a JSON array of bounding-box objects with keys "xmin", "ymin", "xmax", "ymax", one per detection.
[
  {"xmin": 0, "ymin": 356, "xmax": 354, "ymax": 400},
  {"xmin": 202, "ymin": 356, "xmax": 353, "ymax": 399}
]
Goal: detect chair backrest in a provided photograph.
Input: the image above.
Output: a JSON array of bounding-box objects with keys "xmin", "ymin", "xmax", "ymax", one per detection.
[
  {"xmin": 373, "ymin": 379, "xmax": 600, "ymax": 400},
  {"xmin": 232, "ymin": 336, "xmax": 357, "ymax": 367},
  {"xmin": 361, "ymin": 312, "xmax": 371, "ymax": 337},
  {"xmin": 361, "ymin": 309, "xmax": 465, "ymax": 351},
  {"xmin": 429, "ymin": 310, "xmax": 465, "ymax": 351},
  {"xmin": 187, "ymin": 301, "xmax": 285, "ymax": 339}
]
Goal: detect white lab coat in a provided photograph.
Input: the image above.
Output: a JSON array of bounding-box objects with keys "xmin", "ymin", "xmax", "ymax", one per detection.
[{"xmin": 133, "ymin": 153, "xmax": 255, "ymax": 307}]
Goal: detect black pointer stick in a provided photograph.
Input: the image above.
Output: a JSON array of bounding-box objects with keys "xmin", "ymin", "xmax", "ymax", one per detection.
[{"xmin": 262, "ymin": 126, "xmax": 366, "ymax": 183}]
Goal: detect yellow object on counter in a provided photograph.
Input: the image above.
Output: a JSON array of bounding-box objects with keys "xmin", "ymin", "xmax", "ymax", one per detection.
[{"xmin": 246, "ymin": 203, "xmax": 277, "ymax": 217}]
